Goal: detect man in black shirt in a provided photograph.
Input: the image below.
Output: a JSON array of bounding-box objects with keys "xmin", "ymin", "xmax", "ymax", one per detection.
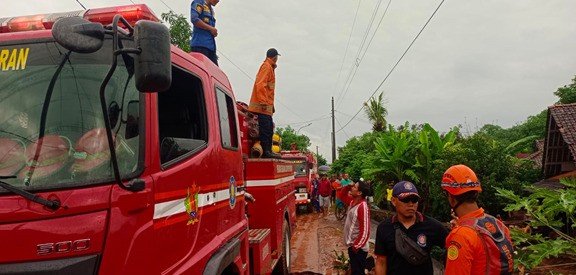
[{"xmin": 374, "ymin": 181, "xmax": 448, "ymax": 275}]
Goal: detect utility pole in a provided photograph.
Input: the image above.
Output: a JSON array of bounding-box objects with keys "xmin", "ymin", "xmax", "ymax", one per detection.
[
  {"xmin": 316, "ymin": 145, "xmax": 319, "ymax": 158},
  {"xmin": 331, "ymin": 97, "xmax": 336, "ymax": 163}
]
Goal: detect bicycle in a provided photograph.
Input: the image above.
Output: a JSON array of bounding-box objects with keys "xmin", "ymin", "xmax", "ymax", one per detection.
[{"xmin": 334, "ymin": 199, "xmax": 347, "ymax": 221}]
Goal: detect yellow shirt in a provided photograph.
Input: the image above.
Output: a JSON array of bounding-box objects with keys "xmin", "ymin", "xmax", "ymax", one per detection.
[{"xmin": 386, "ymin": 189, "xmax": 392, "ymax": 201}]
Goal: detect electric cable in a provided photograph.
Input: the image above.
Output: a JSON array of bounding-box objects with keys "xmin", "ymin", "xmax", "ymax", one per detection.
[
  {"xmin": 152, "ymin": 0, "xmax": 304, "ymax": 119},
  {"xmin": 336, "ymin": 0, "xmax": 446, "ymax": 133},
  {"xmin": 335, "ymin": 0, "xmax": 384, "ymax": 107},
  {"xmin": 335, "ymin": 0, "xmax": 362, "ymax": 94},
  {"xmin": 76, "ymin": 0, "xmax": 87, "ymax": 10},
  {"xmin": 335, "ymin": 0, "xmax": 393, "ymax": 110}
]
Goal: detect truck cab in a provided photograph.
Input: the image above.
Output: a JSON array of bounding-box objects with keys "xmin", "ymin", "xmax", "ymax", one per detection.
[
  {"xmin": 280, "ymin": 150, "xmax": 317, "ymax": 213},
  {"xmin": 0, "ymin": 4, "xmax": 293, "ymax": 274}
]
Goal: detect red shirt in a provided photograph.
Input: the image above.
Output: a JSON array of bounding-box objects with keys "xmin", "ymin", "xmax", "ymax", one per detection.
[{"xmin": 318, "ymin": 178, "xmax": 331, "ymax": 197}]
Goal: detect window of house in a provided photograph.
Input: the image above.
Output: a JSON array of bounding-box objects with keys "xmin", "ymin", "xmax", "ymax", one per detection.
[
  {"xmin": 158, "ymin": 67, "xmax": 208, "ymax": 166},
  {"xmin": 215, "ymin": 87, "xmax": 239, "ymax": 149}
]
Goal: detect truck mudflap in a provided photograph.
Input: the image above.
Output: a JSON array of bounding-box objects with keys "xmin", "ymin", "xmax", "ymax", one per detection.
[
  {"xmin": 0, "ymin": 255, "xmax": 99, "ymax": 275},
  {"xmin": 203, "ymin": 237, "xmax": 241, "ymax": 275}
]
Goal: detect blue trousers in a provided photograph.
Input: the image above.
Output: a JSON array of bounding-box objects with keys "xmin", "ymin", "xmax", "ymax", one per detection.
[
  {"xmin": 191, "ymin": 46, "xmax": 218, "ymax": 66},
  {"xmin": 258, "ymin": 114, "xmax": 273, "ymax": 152}
]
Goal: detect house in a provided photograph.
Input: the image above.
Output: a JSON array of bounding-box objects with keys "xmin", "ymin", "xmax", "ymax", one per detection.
[{"xmin": 539, "ymin": 103, "xmax": 576, "ymax": 188}]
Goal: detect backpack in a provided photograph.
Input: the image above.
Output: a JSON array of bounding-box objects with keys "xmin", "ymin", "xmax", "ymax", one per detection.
[{"xmin": 459, "ymin": 214, "xmax": 514, "ymax": 275}]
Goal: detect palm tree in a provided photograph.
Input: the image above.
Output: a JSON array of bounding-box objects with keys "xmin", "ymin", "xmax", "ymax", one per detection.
[{"xmin": 364, "ymin": 92, "xmax": 388, "ymax": 132}]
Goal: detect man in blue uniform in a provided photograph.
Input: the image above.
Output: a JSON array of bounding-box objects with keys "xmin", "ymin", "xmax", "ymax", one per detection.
[{"xmin": 190, "ymin": 0, "xmax": 219, "ymax": 65}]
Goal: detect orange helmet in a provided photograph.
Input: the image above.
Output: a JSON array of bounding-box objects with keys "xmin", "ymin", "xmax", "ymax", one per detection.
[{"xmin": 441, "ymin": 164, "xmax": 481, "ymax": 195}]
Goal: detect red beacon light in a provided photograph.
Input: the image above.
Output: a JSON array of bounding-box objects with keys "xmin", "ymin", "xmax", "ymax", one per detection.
[{"xmin": 0, "ymin": 4, "xmax": 159, "ymax": 34}]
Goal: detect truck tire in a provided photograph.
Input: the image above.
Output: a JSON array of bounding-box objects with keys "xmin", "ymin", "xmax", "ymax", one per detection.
[
  {"xmin": 272, "ymin": 219, "xmax": 290, "ymax": 275},
  {"xmin": 306, "ymin": 203, "xmax": 313, "ymax": 214}
]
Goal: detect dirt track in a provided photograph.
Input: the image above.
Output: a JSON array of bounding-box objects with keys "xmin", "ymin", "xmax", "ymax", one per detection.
[{"xmin": 289, "ymin": 211, "xmax": 358, "ymax": 274}]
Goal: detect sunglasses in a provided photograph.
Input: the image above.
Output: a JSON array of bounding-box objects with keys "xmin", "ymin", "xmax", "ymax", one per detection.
[{"xmin": 398, "ymin": 196, "xmax": 419, "ymax": 204}]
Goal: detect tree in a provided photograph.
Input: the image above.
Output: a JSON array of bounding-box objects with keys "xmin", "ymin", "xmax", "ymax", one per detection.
[
  {"xmin": 497, "ymin": 178, "xmax": 576, "ymax": 271},
  {"xmin": 413, "ymin": 124, "xmax": 457, "ymax": 212},
  {"xmin": 316, "ymin": 153, "xmax": 327, "ymax": 166},
  {"xmin": 554, "ymin": 75, "xmax": 576, "ymax": 104},
  {"xmin": 331, "ymin": 132, "xmax": 380, "ymax": 180},
  {"xmin": 363, "ymin": 124, "xmax": 419, "ymax": 194},
  {"xmin": 276, "ymin": 126, "xmax": 311, "ymax": 151},
  {"xmin": 364, "ymin": 92, "xmax": 388, "ymax": 132},
  {"xmin": 161, "ymin": 11, "xmax": 191, "ymax": 52}
]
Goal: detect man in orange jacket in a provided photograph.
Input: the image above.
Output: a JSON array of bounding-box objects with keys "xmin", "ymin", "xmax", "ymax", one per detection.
[
  {"xmin": 442, "ymin": 164, "xmax": 514, "ymax": 275},
  {"xmin": 249, "ymin": 48, "xmax": 281, "ymax": 158}
]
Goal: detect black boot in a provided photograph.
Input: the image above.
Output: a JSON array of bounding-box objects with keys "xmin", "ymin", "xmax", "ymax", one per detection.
[{"xmin": 262, "ymin": 151, "xmax": 282, "ymax": 159}]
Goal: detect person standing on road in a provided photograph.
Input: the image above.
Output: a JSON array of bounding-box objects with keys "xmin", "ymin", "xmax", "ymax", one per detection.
[
  {"xmin": 343, "ymin": 181, "xmax": 371, "ymax": 275},
  {"xmin": 441, "ymin": 164, "xmax": 514, "ymax": 275},
  {"xmin": 385, "ymin": 182, "xmax": 393, "ymax": 210},
  {"xmin": 248, "ymin": 48, "xmax": 281, "ymax": 158},
  {"xmin": 341, "ymin": 173, "xmax": 352, "ymax": 187},
  {"xmin": 331, "ymin": 174, "xmax": 342, "ymax": 203},
  {"xmin": 374, "ymin": 181, "xmax": 448, "ymax": 275},
  {"xmin": 318, "ymin": 173, "xmax": 332, "ymax": 216},
  {"xmin": 311, "ymin": 175, "xmax": 321, "ymax": 213},
  {"xmin": 190, "ymin": 0, "xmax": 219, "ymax": 65}
]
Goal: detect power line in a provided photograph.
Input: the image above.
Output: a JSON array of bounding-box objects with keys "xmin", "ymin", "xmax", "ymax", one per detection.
[
  {"xmin": 76, "ymin": 0, "xmax": 87, "ymax": 10},
  {"xmin": 217, "ymin": 50, "xmax": 254, "ymax": 81},
  {"xmin": 336, "ymin": 105, "xmax": 365, "ymax": 133},
  {"xmin": 277, "ymin": 114, "xmax": 331, "ymax": 127},
  {"xmin": 335, "ymin": 0, "xmax": 362, "ymax": 94},
  {"xmin": 335, "ymin": 110, "xmax": 371, "ymax": 125},
  {"xmin": 335, "ymin": 117, "xmax": 351, "ymax": 140},
  {"xmin": 335, "ymin": 0, "xmax": 384, "ymax": 107},
  {"xmin": 157, "ymin": 0, "xmax": 174, "ymax": 11},
  {"xmin": 337, "ymin": 0, "xmax": 446, "ymax": 133},
  {"xmin": 335, "ymin": 0, "xmax": 393, "ymax": 109},
  {"xmin": 151, "ymin": 0, "xmax": 304, "ymax": 120}
]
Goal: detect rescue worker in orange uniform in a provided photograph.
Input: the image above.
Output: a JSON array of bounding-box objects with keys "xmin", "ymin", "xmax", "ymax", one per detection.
[
  {"xmin": 248, "ymin": 48, "xmax": 281, "ymax": 158},
  {"xmin": 441, "ymin": 164, "xmax": 515, "ymax": 275}
]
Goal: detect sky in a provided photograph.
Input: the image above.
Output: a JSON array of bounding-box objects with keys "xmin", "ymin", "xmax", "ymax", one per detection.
[{"xmin": 2, "ymin": 0, "xmax": 576, "ymax": 163}]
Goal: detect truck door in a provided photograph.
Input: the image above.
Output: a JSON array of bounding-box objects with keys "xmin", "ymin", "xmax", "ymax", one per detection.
[{"xmin": 150, "ymin": 62, "xmax": 220, "ymax": 274}]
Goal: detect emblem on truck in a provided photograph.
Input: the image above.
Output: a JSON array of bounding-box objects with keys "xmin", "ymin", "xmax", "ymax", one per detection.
[
  {"xmin": 37, "ymin": 239, "xmax": 90, "ymax": 255},
  {"xmin": 185, "ymin": 185, "xmax": 200, "ymax": 225},
  {"xmin": 229, "ymin": 176, "xmax": 236, "ymax": 209}
]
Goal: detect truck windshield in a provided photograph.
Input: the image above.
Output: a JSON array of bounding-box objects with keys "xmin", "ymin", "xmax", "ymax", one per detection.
[
  {"xmin": 0, "ymin": 40, "xmax": 141, "ymax": 192},
  {"xmin": 294, "ymin": 161, "xmax": 307, "ymax": 177}
]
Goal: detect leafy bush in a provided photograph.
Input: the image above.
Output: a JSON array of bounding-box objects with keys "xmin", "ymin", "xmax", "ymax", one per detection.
[{"xmin": 496, "ymin": 178, "xmax": 576, "ymax": 270}]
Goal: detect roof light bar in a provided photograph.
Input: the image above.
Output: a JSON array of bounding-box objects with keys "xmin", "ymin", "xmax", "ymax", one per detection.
[{"xmin": 0, "ymin": 4, "xmax": 159, "ymax": 34}]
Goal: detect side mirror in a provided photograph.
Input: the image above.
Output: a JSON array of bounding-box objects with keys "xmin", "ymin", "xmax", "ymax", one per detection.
[
  {"xmin": 134, "ymin": 21, "xmax": 171, "ymax": 93},
  {"xmin": 52, "ymin": 17, "xmax": 105, "ymax": 53}
]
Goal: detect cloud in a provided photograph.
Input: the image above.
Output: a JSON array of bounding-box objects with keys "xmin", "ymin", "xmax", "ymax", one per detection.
[{"xmin": 2, "ymin": 0, "xmax": 576, "ymax": 161}]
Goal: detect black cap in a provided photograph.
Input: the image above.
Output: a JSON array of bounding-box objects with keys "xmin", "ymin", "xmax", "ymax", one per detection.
[{"xmin": 266, "ymin": 48, "xmax": 280, "ymax": 58}]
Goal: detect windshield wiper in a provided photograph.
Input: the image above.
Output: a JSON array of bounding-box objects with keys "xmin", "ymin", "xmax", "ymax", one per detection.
[
  {"xmin": 0, "ymin": 176, "xmax": 60, "ymax": 210},
  {"xmin": 24, "ymin": 51, "xmax": 71, "ymax": 186}
]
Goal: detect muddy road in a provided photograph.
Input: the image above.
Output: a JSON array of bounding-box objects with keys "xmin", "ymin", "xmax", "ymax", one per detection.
[{"xmin": 289, "ymin": 211, "xmax": 365, "ymax": 274}]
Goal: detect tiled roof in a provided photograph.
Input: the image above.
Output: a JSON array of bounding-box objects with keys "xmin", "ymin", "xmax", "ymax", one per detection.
[
  {"xmin": 549, "ymin": 103, "xmax": 576, "ymax": 160},
  {"xmin": 535, "ymin": 139, "xmax": 545, "ymax": 152}
]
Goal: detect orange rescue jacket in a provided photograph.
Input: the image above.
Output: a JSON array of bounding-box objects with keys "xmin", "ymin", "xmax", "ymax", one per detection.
[{"xmin": 248, "ymin": 58, "xmax": 276, "ymax": 115}]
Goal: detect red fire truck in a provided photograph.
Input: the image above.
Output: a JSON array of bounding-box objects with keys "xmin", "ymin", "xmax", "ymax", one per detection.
[
  {"xmin": 0, "ymin": 4, "xmax": 294, "ymax": 274},
  {"xmin": 280, "ymin": 150, "xmax": 317, "ymax": 213}
]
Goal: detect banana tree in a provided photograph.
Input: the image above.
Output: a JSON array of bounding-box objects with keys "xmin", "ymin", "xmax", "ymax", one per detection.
[
  {"xmin": 364, "ymin": 126, "xmax": 419, "ymax": 204},
  {"xmin": 413, "ymin": 124, "xmax": 457, "ymax": 212}
]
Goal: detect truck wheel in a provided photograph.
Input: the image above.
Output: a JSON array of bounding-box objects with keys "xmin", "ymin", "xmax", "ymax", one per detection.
[
  {"xmin": 306, "ymin": 203, "xmax": 313, "ymax": 214},
  {"xmin": 273, "ymin": 219, "xmax": 290, "ymax": 275}
]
